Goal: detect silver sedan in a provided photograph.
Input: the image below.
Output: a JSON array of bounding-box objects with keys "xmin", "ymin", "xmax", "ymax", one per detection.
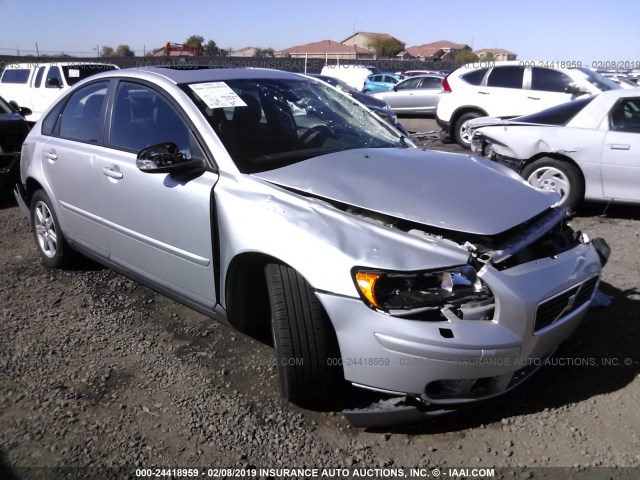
[
  {"xmin": 470, "ymin": 89, "xmax": 640, "ymax": 210},
  {"xmin": 371, "ymin": 74, "xmax": 444, "ymax": 114},
  {"xmin": 16, "ymin": 68, "xmax": 608, "ymax": 425}
]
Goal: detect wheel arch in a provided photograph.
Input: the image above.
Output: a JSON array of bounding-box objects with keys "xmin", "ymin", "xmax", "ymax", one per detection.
[
  {"xmin": 450, "ymin": 106, "xmax": 488, "ymax": 133},
  {"xmin": 524, "ymin": 152, "xmax": 586, "ymax": 186}
]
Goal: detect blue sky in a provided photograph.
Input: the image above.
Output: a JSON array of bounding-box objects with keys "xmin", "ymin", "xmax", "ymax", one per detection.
[{"xmin": 1, "ymin": 0, "xmax": 638, "ymax": 62}]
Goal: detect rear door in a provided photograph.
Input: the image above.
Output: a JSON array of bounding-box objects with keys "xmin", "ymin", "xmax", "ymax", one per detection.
[
  {"xmin": 477, "ymin": 65, "xmax": 527, "ymax": 117},
  {"xmin": 98, "ymin": 80, "xmax": 219, "ymax": 308},
  {"xmin": 37, "ymin": 80, "xmax": 111, "ymax": 256},
  {"xmin": 413, "ymin": 76, "xmax": 443, "ymax": 113},
  {"xmin": 602, "ymin": 97, "xmax": 640, "ymax": 202}
]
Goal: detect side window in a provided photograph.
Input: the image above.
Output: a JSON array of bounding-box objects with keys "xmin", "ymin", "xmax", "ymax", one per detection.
[
  {"xmin": 531, "ymin": 68, "xmax": 572, "ymax": 92},
  {"xmin": 110, "ymin": 82, "xmax": 195, "ymax": 156},
  {"xmin": 41, "ymin": 99, "xmax": 66, "ymax": 136},
  {"xmin": 610, "ymin": 98, "xmax": 640, "ymax": 133},
  {"xmin": 33, "ymin": 67, "xmax": 45, "ymax": 88},
  {"xmin": 487, "ymin": 66, "xmax": 524, "ymax": 89},
  {"xmin": 396, "ymin": 78, "xmax": 420, "ymax": 90},
  {"xmin": 384, "ymin": 75, "xmax": 396, "ymax": 83},
  {"xmin": 45, "ymin": 67, "xmax": 63, "ymax": 88},
  {"xmin": 419, "ymin": 77, "xmax": 443, "ymax": 89},
  {"xmin": 58, "ymin": 81, "xmax": 108, "ymax": 142},
  {"xmin": 1, "ymin": 69, "xmax": 30, "ymax": 84},
  {"xmin": 461, "ymin": 68, "xmax": 488, "ymax": 86}
]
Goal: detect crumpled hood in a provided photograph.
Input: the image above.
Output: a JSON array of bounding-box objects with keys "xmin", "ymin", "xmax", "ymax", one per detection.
[{"xmin": 254, "ymin": 148, "xmax": 557, "ymax": 236}]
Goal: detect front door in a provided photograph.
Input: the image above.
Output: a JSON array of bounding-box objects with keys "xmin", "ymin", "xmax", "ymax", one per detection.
[{"xmin": 98, "ymin": 80, "xmax": 219, "ymax": 308}]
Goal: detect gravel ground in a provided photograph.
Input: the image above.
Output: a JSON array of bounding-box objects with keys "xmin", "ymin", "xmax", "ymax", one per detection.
[{"xmin": 1, "ymin": 117, "xmax": 639, "ymax": 478}]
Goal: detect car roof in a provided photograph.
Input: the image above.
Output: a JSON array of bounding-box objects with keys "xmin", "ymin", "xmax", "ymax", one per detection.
[
  {"xmin": 6, "ymin": 62, "xmax": 118, "ymax": 68},
  {"xmin": 92, "ymin": 67, "xmax": 304, "ymax": 85}
]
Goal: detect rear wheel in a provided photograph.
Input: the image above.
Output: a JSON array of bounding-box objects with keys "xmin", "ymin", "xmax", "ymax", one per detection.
[
  {"xmin": 265, "ymin": 263, "xmax": 343, "ymax": 408},
  {"xmin": 453, "ymin": 112, "xmax": 482, "ymax": 148},
  {"xmin": 521, "ymin": 157, "xmax": 584, "ymax": 210},
  {"xmin": 30, "ymin": 190, "xmax": 72, "ymax": 268}
]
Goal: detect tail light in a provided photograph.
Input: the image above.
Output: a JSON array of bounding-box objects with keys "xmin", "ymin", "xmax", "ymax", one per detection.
[{"xmin": 442, "ymin": 74, "xmax": 452, "ymax": 92}]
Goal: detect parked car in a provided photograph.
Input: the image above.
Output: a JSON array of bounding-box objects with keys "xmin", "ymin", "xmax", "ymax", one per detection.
[
  {"xmin": 320, "ymin": 64, "xmax": 379, "ymax": 91},
  {"xmin": 470, "ymin": 89, "xmax": 640, "ymax": 210},
  {"xmin": 437, "ymin": 62, "xmax": 621, "ymax": 148},
  {"xmin": 362, "ymin": 73, "xmax": 403, "ymax": 94},
  {"xmin": 602, "ymin": 74, "xmax": 638, "ymax": 89},
  {"xmin": 16, "ymin": 67, "xmax": 608, "ymax": 424},
  {"xmin": 401, "ymin": 70, "xmax": 450, "ymax": 77},
  {"xmin": 0, "ymin": 96, "xmax": 31, "ymax": 191},
  {"xmin": 306, "ymin": 74, "xmax": 409, "ymax": 135},
  {"xmin": 371, "ymin": 75, "xmax": 444, "ymax": 115},
  {"xmin": 0, "ymin": 62, "xmax": 119, "ymax": 122}
]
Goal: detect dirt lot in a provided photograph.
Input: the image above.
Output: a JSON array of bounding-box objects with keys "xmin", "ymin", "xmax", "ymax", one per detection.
[{"xmin": 1, "ymin": 117, "xmax": 639, "ymax": 479}]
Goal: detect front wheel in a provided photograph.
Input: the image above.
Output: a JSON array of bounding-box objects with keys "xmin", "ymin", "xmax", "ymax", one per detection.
[
  {"xmin": 30, "ymin": 190, "xmax": 73, "ymax": 268},
  {"xmin": 521, "ymin": 157, "xmax": 584, "ymax": 210},
  {"xmin": 265, "ymin": 263, "xmax": 343, "ymax": 408},
  {"xmin": 453, "ymin": 112, "xmax": 482, "ymax": 149}
]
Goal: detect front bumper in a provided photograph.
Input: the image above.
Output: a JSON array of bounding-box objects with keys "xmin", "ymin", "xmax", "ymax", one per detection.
[{"xmin": 319, "ymin": 239, "xmax": 605, "ymax": 406}]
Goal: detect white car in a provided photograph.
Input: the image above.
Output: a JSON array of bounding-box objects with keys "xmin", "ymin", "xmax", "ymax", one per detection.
[
  {"xmin": 470, "ymin": 89, "xmax": 640, "ymax": 210},
  {"xmin": 436, "ymin": 61, "xmax": 621, "ymax": 148},
  {"xmin": 0, "ymin": 62, "xmax": 119, "ymax": 122}
]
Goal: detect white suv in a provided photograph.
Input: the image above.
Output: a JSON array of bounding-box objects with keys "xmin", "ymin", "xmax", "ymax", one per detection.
[{"xmin": 436, "ymin": 61, "xmax": 621, "ymax": 148}]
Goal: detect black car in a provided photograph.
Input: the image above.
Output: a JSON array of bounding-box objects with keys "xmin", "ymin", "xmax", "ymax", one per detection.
[
  {"xmin": 0, "ymin": 96, "xmax": 31, "ymax": 191},
  {"xmin": 307, "ymin": 74, "xmax": 410, "ymax": 136}
]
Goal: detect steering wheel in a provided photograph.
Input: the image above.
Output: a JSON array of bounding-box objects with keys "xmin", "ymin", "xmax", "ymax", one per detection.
[{"xmin": 298, "ymin": 125, "xmax": 333, "ymax": 147}]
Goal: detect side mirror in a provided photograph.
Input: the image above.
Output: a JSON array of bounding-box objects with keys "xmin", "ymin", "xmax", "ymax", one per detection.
[
  {"xmin": 565, "ymin": 83, "xmax": 589, "ymax": 96},
  {"xmin": 46, "ymin": 77, "xmax": 62, "ymax": 88},
  {"xmin": 8, "ymin": 100, "xmax": 31, "ymax": 117},
  {"xmin": 136, "ymin": 142, "xmax": 204, "ymax": 174}
]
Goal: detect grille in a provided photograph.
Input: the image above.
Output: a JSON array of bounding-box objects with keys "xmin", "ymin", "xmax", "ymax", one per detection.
[{"xmin": 535, "ymin": 276, "xmax": 599, "ymax": 332}]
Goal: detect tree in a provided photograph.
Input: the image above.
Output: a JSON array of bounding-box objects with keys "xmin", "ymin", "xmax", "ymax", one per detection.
[
  {"xmin": 185, "ymin": 35, "xmax": 205, "ymax": 51},
  {"xmin": 116, "ymin": 44, "xmax": 134, "ymax": 57},
  {"xmin": 204, "ymin": 40, "xmax": 219, "ymax": 56},
  {"xmin": 483, "ymin": 52, "xmax": 496, "ymax": 62},
  {"xmin": 101, "ymin": 46, "xmax": 115, "ymax": 57},
  {"xmin": 253, "ymin": 48, "xmax": 275, "ymax": 58},
  {"xmin": 455, "ymin": 50, "xmax": 479, "ymax": 65},
  {"xmin": 368, "ymin": 36, "xmax": 403, "ymax": 58}
]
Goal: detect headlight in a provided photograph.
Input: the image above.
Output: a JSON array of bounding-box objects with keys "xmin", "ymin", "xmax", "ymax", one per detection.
[
  {"xmin": 471, "ymin": 133, "xmax": 494, "ymax": 158},
  {"xmin": 353, "ymin": 266, "xmax": 492, "ymax": 313}
]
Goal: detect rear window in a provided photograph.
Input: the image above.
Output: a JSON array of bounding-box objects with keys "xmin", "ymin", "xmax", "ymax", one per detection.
[
  {"xmin": 515, "ymin": 96, "xmax": 595, "ymax": 125},
  {"xmin": 487, "ymin": 66, "xmax": 524, "ymax": 89},
  {"xmin": 461, "ymin": 68, "xmax": 488, "ymax": 86},
  {"xmin": 1, "ymin": 69, "xmax": 30, "ymax": 84},
  {"xmin": 62, "ymin": 65, "xmax": 118, "ymax": 86}
]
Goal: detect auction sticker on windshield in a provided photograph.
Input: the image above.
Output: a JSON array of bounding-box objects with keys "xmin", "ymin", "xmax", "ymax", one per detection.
[{"xmin": 189, "ymin": 82, "xmax": 247, "ymax": 109}]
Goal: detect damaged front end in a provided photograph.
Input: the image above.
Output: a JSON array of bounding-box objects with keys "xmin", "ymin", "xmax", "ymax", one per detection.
[
  {"xmin": 471, "ymin": 131, "xmax": 527, "ymax": 172},
  {"xmin": 328, "ymin": 203, "xmax": 609, "ymax": 427}
]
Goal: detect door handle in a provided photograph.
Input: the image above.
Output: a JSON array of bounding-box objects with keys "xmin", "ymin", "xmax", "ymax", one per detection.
[
  {"xmin": 477, "ymin": 91, "xmax": 490, "ymax": 95},
  {"xmin": 102, "ymin": 166, "xmax": 123, "ymax": 180},
  {"xmin": 610, "ymin": 144, "xmax": 630, "ymax": 150},
  {"xmin": 45, "ymin": 150, "xmax": 57, "ymax": 161},
  {"xmin": 527, "ymin": 96, "xmax": 540, "ymax": 100}
]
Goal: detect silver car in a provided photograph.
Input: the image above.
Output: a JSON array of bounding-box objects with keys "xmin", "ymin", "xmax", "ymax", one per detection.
[
  {"xmin": 470, "ymin": 89, "xmax": 640, "ymax": 210},
  {"xmin": 371, "ymin": 74, "xmax": 444, "ymax": 114},
  {"xmin": 16, "ymin": 68, "xmax": 608, "ymax": 424}
]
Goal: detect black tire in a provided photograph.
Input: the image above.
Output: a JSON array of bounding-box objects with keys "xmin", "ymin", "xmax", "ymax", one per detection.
[
  {"xmin": 30, "ymin": 190, "xmax": 72, "ymax": 268},
  {"xmin": 453, "ymin": 111, "xmax": 482, "ymax": 148},
  {"xmin": 363, "ymin": 89, "xmax": 371, "ymax": 94},
  {"xmin": 265, "ymin": 263, "xmax": 343, "ymax": 408},
  {"xmin": 521, "ymin": 157, "xmax": 584, "ymax": 211}
]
